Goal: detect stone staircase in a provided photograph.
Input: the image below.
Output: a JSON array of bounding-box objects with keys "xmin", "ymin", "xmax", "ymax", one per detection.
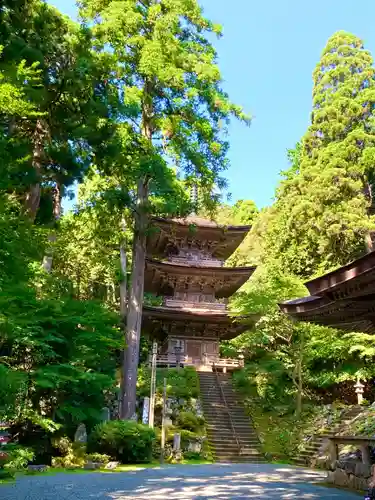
[
  {"xmin": 198, "ymin": 371, "xmax": 265, "ymax": 463},
  {"xmin": 293, "ymin": 406, "xmax": 364, "ymax": 467}
]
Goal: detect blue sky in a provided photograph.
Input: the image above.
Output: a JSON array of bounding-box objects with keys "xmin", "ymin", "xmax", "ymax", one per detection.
[{"xmin": 50, "ymin": 0, "xmax": 375, "ymax": 208}]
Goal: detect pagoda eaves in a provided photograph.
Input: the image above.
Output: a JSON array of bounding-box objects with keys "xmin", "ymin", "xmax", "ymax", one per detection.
[
  {"xmin": 280, "ymin": 251, "xmax": 375, "ymax": 333},
  {"xmin": 143, "ymin": 305, "xmax": 258, "ymax": 341},
  {"xmin": 147, "ymin": 216, "xmax": 250, "ymax": 260},
  {"xmin": 144, "ymin": 258, "xmax": 255, "ymax": 298}
]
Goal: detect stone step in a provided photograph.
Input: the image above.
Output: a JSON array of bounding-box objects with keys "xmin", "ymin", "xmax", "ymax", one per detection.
[
  {"xmin": 209, "ymin": 437, "xmax": 259, "ymax": 444},
  {"xmin": 207, "ymin": 431, "xmax": 258, "ymax": 439},
  {"xmin": 207, "ymin": 433, "xmax": 258, "ymax": 440},
  {"xmin": 208, "ymin": 435, "xmax": 259, "ymax": 442},
  {"xmin": 199, "ymin": 373, "xmax": 264, "ymax": 464},
  {"xmin": 215, "ymin": 456, "xmax": 265, "ymax": 463}
]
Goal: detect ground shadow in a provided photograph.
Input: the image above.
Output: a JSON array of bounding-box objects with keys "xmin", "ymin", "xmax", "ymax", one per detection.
[{"xmin": 2, "ymin": 464, "xmax": 361, "ymax": 500}]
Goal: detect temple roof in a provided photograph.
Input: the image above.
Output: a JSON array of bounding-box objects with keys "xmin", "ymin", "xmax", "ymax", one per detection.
[
  {"xmin": 280, "ymin": 251, "xmax": 375, "ymax": 333},
  {"xmin": 147, "ymin": 216, "xmax": 250, "ymax": 260},
  {"xmin": 144, "ymin": 259, "xmax": 255, "ymax": 298},
  {"xmin": 305, "ymin": 250, "xmax": 375, "ymax": 299},
  {"xmin": 142, "ymin": 305, "xmax": 258, "ymax": 341}
]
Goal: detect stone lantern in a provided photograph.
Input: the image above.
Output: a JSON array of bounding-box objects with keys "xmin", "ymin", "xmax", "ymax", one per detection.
[{"xmin": 354, "ymin": 378, "xmax": 365, "ymax": 405}]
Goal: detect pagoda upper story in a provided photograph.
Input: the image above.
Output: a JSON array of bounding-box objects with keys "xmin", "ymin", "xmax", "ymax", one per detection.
[
  {"xmin": 144, "ymin": 215, "xmax": 255, "ymax": 312},
  {"xmin": 147, "ymin": 216, "xmax": 251, "ymax": 262}
]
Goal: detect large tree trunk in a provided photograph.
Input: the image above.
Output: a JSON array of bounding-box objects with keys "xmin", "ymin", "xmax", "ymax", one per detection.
[
  {"xmin": 119, "ymin": 217, "xmax": 128, "ymax": 316},
  {"xmin": 120, "ymin": 79, "xmax": 153, "ymax": 420},
  {"xmin": 121, "ymin": 179, "xmax": 149, "ymax": 419},
  {"xmin": 118, "ymin": 217, "xmax": 128, "ymax": 416},
  {"xmin": 25, "ymin": 119, "xmax": 46, "ymax": 221},
  {"xmin": 42, "ymin": 182, "xmax": 62, "ymax": 273}
]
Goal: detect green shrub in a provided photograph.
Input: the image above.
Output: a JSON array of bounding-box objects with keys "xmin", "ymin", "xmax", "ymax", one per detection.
[
  {"xmin": 183, "ymin": 451, "xmax": 201, "ymax": 461},
  {"xmin": 0, "ymin": 444, "xmax": 34, "ymax": 479},
  {"xmin": 177, "ymin": 411, "xmax": 204, "ymax": 432},
  {"xmin": 85, "ymin": 453, "xmax": 110, "ymax": 464},
  {"xmin": 88, "ymin": 420, "xmax": 155, "ymax": 464},
  {"xmin": 51, "ymin": 437, "xmax": 86, "ymax": 468},
  {"xmin": 179, "ymin": 429, "xmax": 200, "ymax": 448}
]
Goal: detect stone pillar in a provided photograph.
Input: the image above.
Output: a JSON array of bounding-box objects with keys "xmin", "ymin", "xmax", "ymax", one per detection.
[
  {"xmin": 101, "ymin": 407, "xmax": 110, "ymax": 422},
  {"xmin": 173, "ymin": 433, "xmax": 181, "ymax": 452},
  {"xmin": 354, "ymin": 379, "xmax": 365, "ymax": 405}
]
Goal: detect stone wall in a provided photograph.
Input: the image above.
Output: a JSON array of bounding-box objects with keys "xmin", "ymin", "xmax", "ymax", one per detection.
[{"xmin": 326, "ymin": 460, "xmax": 372, "ymax": 492}]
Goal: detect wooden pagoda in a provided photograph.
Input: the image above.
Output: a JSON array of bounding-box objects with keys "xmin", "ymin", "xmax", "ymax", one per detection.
[
  {"xmin": 280, "ymin": 251, "xmax": 375, "ymax": 333},
  {"xmin": 142, "ymin": 216, "xmax": 256, "ymax": 371}
]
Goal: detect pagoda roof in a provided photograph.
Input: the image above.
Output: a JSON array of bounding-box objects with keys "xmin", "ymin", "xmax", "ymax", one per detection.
[
  {"xmin": 142, "ymin": 305, "xmax": 258, "ymax": 341},
  {"xmin": 144, "ymin": 259, "xmax": 255, "ymax": 298},
  {"xmin": 147, "ymin": 216, "xmax": 250, "ymax": 260},
  {"xmin": 280, "ymin": 251, "xmax": 375, "ymax": 333}
]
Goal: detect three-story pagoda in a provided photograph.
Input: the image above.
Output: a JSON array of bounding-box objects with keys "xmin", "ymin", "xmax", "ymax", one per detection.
[{"xmin": 142, "ymin": 215, "xmax": 256, "ymax": 371}]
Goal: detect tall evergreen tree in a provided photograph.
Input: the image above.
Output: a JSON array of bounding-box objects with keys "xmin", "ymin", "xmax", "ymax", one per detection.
[
  {"xmin": 267, "ymin": 31, "xmax": 375, "ymax": 277},
  {"xmin": 80, "ymin": 0, "xmax": 250, "ymax": 418}
]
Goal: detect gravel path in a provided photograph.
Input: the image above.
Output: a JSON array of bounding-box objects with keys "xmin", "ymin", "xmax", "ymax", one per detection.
[{"xmin": 0, "ymin": 463, "xmax": 361, "ymax": 499}]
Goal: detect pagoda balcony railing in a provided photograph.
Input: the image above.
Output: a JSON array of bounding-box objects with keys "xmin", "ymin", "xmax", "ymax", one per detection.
[
  {"xmin": 148, "ymin": 353, "xmax": 243, "ymax": 369},
  {"xmin": 163, "ymin": 297, "xmax": 226, "ymax": 311},
  {"xmin": 168, "ymin": 256, "xmax": 223, "ymax": 267}
]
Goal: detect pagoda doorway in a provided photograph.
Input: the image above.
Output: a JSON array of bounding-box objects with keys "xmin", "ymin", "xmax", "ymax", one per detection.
[{"xmin": 186, "ymin": 340, "xmax": 202, "ymax": 364}]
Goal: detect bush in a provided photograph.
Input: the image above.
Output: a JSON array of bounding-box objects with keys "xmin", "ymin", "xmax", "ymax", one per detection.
[
  {"xmin": 85, "ymin": 453, "xmax": 110, "ymax": 465},
  {"xmin": 0, "ymin": 444, "xmax": 34, "ymax": 479},
  {"xmin": 183, "ymin": 451, "xmax": 201, "ymax": 461},
  {"xmin": 88, "ymin": 420, "xmax": 155, "ymax": 464},
  {"xmin": 176, "ymin": 411, "xmax": 204, "ymax": 432},
  {"xmin": 179, "ymin": 429, "xmax": 200, "ymax": 448},
  {"xmin": 51, "ymin": 437, "xmax": 86, "ymax": 468}
]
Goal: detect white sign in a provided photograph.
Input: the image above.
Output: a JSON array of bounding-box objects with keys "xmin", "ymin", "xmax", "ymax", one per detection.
[{"xmin": 142, "ymin": 397, "xmax": 150, "ymax": 424}]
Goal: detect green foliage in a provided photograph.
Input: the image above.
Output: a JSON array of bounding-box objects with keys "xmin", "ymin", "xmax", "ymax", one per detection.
[
  {"xmin": 0, "ymin": 444, "xmax": 34, "ymax": 479},
  {"xmin": 176, "ymin": 412, "xmax": 205, "ymax": 433},
  {"xmin": 88, "ymin": 420, "xmax": 155, "ymax": 464},
  {"xmin": 183, "ymin": 451, "xmax": 202, "ymax": 461},
  {"xmin": 178, "ymin": 429, "xmax": 201, "ymax": 447},
  {"xmin": 137, "ymin": 367, "xmax": 200, "ymax": 399},
  {"xmin": 85, "ymin": 453, "xmax": 110, "ymax": 465},
  {"xmin": 266, "ymin": 31, "xmax": 375, "ymax": 277},
  {"xmin": 51, "ymin": 437, "xmax": 86, "ymax": 468},
  {"xmin": 350, "ymin": 409, "xmax": 375, "ymax": 436},
  {"xmin": 0, "ymin": 279, "xmax": 121, "ymax": 439}
]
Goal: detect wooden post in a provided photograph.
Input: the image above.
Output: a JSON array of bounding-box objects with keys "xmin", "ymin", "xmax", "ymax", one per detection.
[
  {"xmin": 328, "ymin": 439, "xmax": 338, "ymax": 463},
  {"xmin": 148, "ymin": 341, "xmax": 157, "ymax": 428},
  {"xmin": 361, "ymin": 444, "xmax": 371, "ymax": 465},
  {"xmin": 160, "ymin": 377, "xmax": 167, "ymax": 464}
]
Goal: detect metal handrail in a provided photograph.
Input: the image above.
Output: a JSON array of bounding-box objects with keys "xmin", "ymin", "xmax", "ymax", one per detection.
[{"xmin": 213, "ymin": 363, "xmax": 242, "ymax": 455}]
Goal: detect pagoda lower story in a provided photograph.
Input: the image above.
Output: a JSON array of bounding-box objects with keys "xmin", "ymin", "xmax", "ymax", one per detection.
[{"xmin": 142, "ymin": 216, "xmax": 256, "ymax": 371}]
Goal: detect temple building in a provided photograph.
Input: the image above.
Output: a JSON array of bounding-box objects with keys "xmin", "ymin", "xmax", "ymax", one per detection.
[
  {"xmin": 280, "ymin": 251, "xmax": 375, "ymax": 333},
  {"xmin": 142, "ymin": 216, "xmax": 256, "ymax": 371}
]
